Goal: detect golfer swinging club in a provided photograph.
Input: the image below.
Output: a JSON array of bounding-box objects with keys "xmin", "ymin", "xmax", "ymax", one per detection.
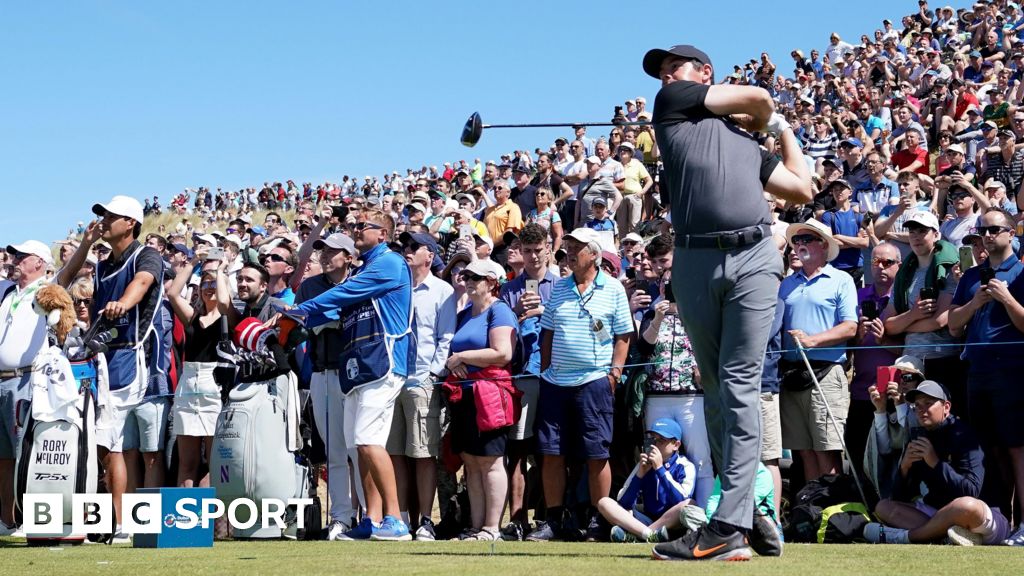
[{"xmin": 642, "ymin": 45, "xmax": 811, "ymax": 561}]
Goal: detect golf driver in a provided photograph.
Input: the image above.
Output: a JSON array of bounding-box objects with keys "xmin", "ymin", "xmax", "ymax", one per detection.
[
  {"xmin": 795, "ymin": 340, "xmax": 872, "ymax": 512},
  {"xmin": 460, "ymin": 111, "xmax": 651, "ymax": 147}
]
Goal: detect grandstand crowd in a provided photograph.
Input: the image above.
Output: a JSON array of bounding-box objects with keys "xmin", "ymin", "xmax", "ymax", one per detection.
[{"xmin": 1, "ymin": 0, "xmax": 1024, "ymax": 553}]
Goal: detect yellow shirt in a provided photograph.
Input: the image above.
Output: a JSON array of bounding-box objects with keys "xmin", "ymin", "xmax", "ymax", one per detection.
[
  {"xmin": 484, "ymin": 200, "xmax": 524, "ymax": 242},
  {"xmin": 636, "ymin": 130, "xmax": 656, "ymax": 164},
  {"xmin": 622, "ymin": 159, "xmax": 651, "ymax": 196}
]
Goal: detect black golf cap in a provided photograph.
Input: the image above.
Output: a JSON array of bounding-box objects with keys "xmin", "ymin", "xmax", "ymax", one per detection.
[{"xmin": 642, "ymin": 44, "xmax": 712, "ymax": 79}]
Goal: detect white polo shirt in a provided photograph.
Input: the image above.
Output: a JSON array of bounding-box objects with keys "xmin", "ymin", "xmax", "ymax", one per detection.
[{"xmin": 0, "ymin": 277, "xmax": 49, "ymax": 371}]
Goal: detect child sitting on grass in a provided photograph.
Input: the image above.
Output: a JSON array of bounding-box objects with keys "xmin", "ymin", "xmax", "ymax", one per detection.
[{"xmin": 597, "ymin": 419, "xmax": 695, "ymax": 543}]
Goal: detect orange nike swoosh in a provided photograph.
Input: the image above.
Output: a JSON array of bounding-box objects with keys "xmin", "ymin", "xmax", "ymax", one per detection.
[{"xmin": 692, "ymin": 542, "xmax": 727, "ymax": 558}]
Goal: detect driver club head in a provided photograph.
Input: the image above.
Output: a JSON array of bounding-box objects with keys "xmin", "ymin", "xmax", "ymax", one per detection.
[{"xmin": 461, "ymin": 111, "xmax": 483, "ymax": 147}]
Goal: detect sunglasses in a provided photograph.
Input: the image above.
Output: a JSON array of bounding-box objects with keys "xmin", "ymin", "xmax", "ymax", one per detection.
[
  {"xmin": 948, "ymin": 191, "xmax": 970, "ymax": 200},
  {"xmin": 973, "ymin": 225, "xmax": 1012, "ymax": 236},
  {"xmin": 460, "ymin": 273, "xmax": 487, "ymax": 282},
  {"xmin": 354, "ymin": 222, "xmax": 383, "ymax": 231},
  {"xmin": 900, "ymin": 372, "xmax": 922, "ymax": 384},
  {"xmin": 791, "ymin": 234, "xmax": 824, "ymax": 245},
  {"xmin": 200, "ymin": 281, "xmax": 217, "ymax": 289},
  {"xmin": 73, "ymin": 298, "xmax": 92, "ymax": 307},
  {"xmin": 260, "ymin": 253, "xmax": 287, "ymax": 264},
  {"xmin": 872, "ymin": 257, "xmax": 899, "ymax": 267}
]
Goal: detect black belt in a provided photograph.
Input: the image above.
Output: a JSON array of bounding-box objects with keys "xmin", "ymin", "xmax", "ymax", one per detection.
[
  {"xmin": 0, "ymin": 366, "xmax": 33, "ymax": 379},
  {"xmin": 675, "ymin": 224, "xmax": 772, "ymax": 250}
]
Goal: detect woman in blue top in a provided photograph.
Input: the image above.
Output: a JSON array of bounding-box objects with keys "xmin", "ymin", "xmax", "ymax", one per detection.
[{"xmin": 446, "ymin": 259, "xmax": 518, "ymax": 541}]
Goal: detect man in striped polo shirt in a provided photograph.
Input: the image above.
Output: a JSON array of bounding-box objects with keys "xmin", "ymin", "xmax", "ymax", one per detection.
[{"xmin": 527, "ymin": 228, "xmax": 633, "ymax": 542}]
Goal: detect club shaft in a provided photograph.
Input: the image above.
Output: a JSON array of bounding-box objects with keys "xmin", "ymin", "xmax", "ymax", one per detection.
[{"xmin": 483, "ymin": 121, "xmax": 651, "ymax": 129}]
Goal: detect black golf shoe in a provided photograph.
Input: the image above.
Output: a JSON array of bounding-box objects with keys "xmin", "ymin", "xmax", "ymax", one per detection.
[
  {"xmin": 651, "ymin": 524, "xmax": 752, "ymax": 562},
  {"xmin": 525, "ymin": 520, "xmax": 560, "ymax": 542},
  {"xmin": 748, "ymin": 510, "xmax": 783, "ymax": 557}
]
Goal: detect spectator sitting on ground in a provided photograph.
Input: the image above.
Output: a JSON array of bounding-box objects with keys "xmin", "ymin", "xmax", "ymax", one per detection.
[
  {"xmin": 596, "ymin": 418, "xmax": 694, "ymax": 543},
  {"xmin": 864, "ymin": 381, "xmax": 1011, "ymax": 546}
]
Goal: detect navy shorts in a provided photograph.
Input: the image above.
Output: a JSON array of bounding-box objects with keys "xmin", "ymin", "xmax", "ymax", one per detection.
[
  {"xmin": 968, "ymin": 369, "xmax": 1024, "ymax": 448},
  {"xmin": 536, "ymin": 377, "xmax": 613, "ymax": 459}
]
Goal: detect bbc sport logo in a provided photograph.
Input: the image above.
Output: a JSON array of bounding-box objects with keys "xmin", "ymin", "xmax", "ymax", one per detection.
[{"xmin": 22, "ymin": 493, "xmax": 314, "ymax": 535}]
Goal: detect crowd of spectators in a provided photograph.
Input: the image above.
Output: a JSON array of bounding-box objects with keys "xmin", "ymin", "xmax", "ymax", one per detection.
[{"xmin": 2, "ymin": 0, "xmax": 1024, "ymax": 550}]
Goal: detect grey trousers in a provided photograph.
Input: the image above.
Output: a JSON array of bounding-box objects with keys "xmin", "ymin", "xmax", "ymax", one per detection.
[{"xmin": 671, "ymin": 238, "xmax": 781, "ymax": 529}]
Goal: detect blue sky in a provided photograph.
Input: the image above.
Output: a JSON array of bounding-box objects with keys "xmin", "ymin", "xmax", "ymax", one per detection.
[{"xmin": 1, "ymin": 0, "xmax": 921, "ymax": 244}]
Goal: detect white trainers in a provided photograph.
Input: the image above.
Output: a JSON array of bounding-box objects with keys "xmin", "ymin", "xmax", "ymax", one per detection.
[
  {"xmin": 947, "ymin": 525, "xmax": 983, "ymax": 546},
  {"xmin": 1004, "ymin": 524, "xmax": 1024, "ymax": 546},
  {"xmin": 326, "ymin": 520, "xmax": 352, "ymax": 541}
]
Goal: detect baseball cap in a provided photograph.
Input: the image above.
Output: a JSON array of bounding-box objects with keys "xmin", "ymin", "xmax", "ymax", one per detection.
[
  {"xmin": 455, "ymin": 193, "xmax": 476, "ymax": 205},
  {"xmin": 247, "ymin": 225, "xmax": 267, "ymax": 236},
  {"xmin": 982, "ymin": 121, "xmax": 999, "ymax": 131},
  {"xmin": 642, "ymin": 44, "xmax": 712, "ymax": 79},
  {"xmin": 893, "ymin": 355, "xmax": 925, "ymax": 375},
  {"xmin": 563, "ymin": 227, "xmax": 602, "ymax": 246},
  {"xmin": 827, "ymin": 179, "xmax": 853, "ymax": 192},
  {"xmin": 905, "ymin": 211, "xmax": 940, "ymax": 231},
  {"xmin": 408, "ymin": 202, "xmax": 428, "ymax": 214},
  {"xmin": 6, "ymin": 240, "xmax": 54, "ymax": 265},
  {"xmin": 92, "ymin": 195, "xmax": 144, "ymax": 224},
  {"xmin": 313, "ymin": 233, "xmax": 358, "ymax": 256},
  {"xmin": 647, "ymin": 418, "xmax": 682, "ymax": 441},
  {"xmin": 473, "ymin": 232, "xmax": 493, "ymax": 250},
  {"xmin": 428, "ymin": 189, "xmax": 448, "ymax": 202},
  {"xmin": 600, "ymin": 251, "xmax": 622, "ymax": 277},
  {"xmin": 905, "ymin": 380, "xmax": 950, "ymax": 403},
  {"xmin": 822, "ymin": 157, "xmax": 844, "ymax": 170},
  {"xmin": 502, "ymin": 230, "xmax": 519, "ymax": 247},
  {"xmin": 192, "ymin": 233, "xmax": 217, "ymax": 246},
  {"xmin": 591, "ymin": 196, "xmax": 608, "ymax": 207},
  {"xmin": 839, "ymin": 138, "xmax": 864, "ymax": 149},
  {"xmin": 399, "ymin": 231, "xmax": 440, "ymax": 255},
  {"xmin": 1000, "ymin": 128, "xmax": 1017, "ymax": 139},
  {"xmin": 970, "ymin": 50, "xmax": 982, "ymax": 58},
  {"xmin": 622, "ymin": 232, "xmax": 644, "ymax": 244},
  {"xmin": 222, "ymin": 234, "xmax": 244, "ymax": 249},
  {"xmin": 584, "ymin": 155, "xmax": 602, "ymax": 165},
  {"xmin": 618, "ymin": 142, "xmax": 635, "ymax": 153},
  {"xmin": 461, "ymin": 259, "xmax": 500, "ymax": 280},
  {"xmin": 169, "ymin": 242, "xmax": 194, "ymax": 259},
  {"xmin": 946, "ymin": 143, "xmax": 966, "ymax": 155}
]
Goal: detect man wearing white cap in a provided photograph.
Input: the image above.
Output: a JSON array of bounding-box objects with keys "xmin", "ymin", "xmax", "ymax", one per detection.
[
  {"xmin": 61, "ymin": 195, "xmax": 165, "ymax": 541},
  {"xmin": 779, "ymin": 220, "xmax": 858, "ymax": 483},
  {"xmin": 0, "ymin": 240, "xmax": 54, "ymax": 535}
]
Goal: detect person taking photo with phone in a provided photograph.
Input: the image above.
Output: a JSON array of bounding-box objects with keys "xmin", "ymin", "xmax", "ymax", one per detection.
[{"xmin": 882, "ymin": 211, "xmax": 966, "ymax": 420}]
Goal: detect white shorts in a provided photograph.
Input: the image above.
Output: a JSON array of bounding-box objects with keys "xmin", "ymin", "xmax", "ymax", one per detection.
[
  {"xmin": 344, "ymin": 373, "xmax": 403, "ymax": 449},
  {"xmin": 172, "ymin": 362, "xmax": 222, "ymax": 437},
  {"xmin": 97, "ymin": 386, "xmax": 142, "ymax": 452}
]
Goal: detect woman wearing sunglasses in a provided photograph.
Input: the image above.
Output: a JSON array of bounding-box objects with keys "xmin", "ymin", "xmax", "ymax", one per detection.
[
  {"xmin": 166, "ymin": 246, "xmax": 226, "ymax": 488},
  {"xmin": 445, "ymin": 260, "xmax": 518, "ymax": 541}
]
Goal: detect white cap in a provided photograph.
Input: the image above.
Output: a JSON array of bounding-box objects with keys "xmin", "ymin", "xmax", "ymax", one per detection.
[
  {"xmin": 622, "ymin": 232, "xmax": 644, "ymax": 244},
  {"xmin": 92, "ymin": 195, "xmax": 144, "ymax": 224},
  {"xmin": 462, "ymin": 259, "xmax": 501, "ymax": 279},
  {"xmin": 472, "ymin": 232, "xmax": 493, "ymax": 249},
  {"xmin": 905, "ymin": 210, "xmax": 940, "ymax": 231},
  {"xmin": 222, "ymin": 234, "xmax": 244, "ymax": 249},
  {"xmin": 563, "ymin": 227, "xmax": 602, "ymax": 246},
  {"xmin": 584, "ymin": 155, "xmax": 602, "ymax": 165},
  {"xmin": 6, "ymin": 240, "xmax": 54, "ymax": 265},
  {"xmin": 192, "ymin": 233, "xmax": 217, "ymax": 246}
]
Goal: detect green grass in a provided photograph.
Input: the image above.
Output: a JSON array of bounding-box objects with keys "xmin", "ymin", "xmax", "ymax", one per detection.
[{"xmin": 1, "ymin": 539, "xmax": 1022, "ymax": 575}]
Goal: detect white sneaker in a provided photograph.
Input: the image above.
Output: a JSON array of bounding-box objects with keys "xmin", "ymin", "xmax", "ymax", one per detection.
[
  {"xmin": 1004, "ymin": 524, "xmax": 1024, "ymax": 546},
  {"xmin": 327, "ymin": 520, "xmax": 352, "ymax": 541},
  {"xmin": 0, "ymin": 521, "xmax": 16, "ymax": 536},
  {"xmin": 110, "ymin": 528, "xmax": 131, "ymax": 545},
  {"xmin": 947, "ymin": 525, "xmax": 983, "ymax": 546}
]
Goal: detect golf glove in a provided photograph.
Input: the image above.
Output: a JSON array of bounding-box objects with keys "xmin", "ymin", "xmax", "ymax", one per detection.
[{"xmin": 764, "ymin": 112, "xmax": 791, "ymax": 137}]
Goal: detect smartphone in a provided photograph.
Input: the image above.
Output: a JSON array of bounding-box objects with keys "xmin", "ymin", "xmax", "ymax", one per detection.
[
  {"xmin": 876, "ymin": 366, "xmax": 899, "ymax": 391},
  {"xmin": 861, "ymin": 300, "xmax": 879, "ymax": 320},
  {"xmin": 625, "ymin": 267, "xmax": 636, "ymax": 280},
  {"xmin": 980, "ymin": 267, "xmax": 996, "ymax": 285},
  {"xmin": 919, "ymin": 286, "xmax": 939, "ymax": 301},
  {"xmin": 959, "ymin": 246, "xmax": 975, "ymax": 272},
  {"xmin": 331, "ymin": 204, "xmax": 349, "ymax": 221},
  {"xmin": 459, "ymin": 224, "xmax": 472, "ymax": 239},
  {"xmin": 207, "ymin": 247, "xmax": 226, "ymax": 261},
  {"xmin": 525, "ymin": 279, "xmax": 539, "ymax": 294},
  {"xmin": 665, "ymin": 281, "xmax": 676, "ymax": 303}
]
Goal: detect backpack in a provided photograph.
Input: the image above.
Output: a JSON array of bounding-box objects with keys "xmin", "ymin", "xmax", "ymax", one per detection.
[
  {"xmin": 210, "ymin": 372, "xmax": 307, "ymax": 538},
  {"xmin": 784, "ymin": 474, "xmax": 874, "ymax": 543},
  {"xmin": 818, "ymin": 503, "xmax": 871, "ymax": 543}
]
